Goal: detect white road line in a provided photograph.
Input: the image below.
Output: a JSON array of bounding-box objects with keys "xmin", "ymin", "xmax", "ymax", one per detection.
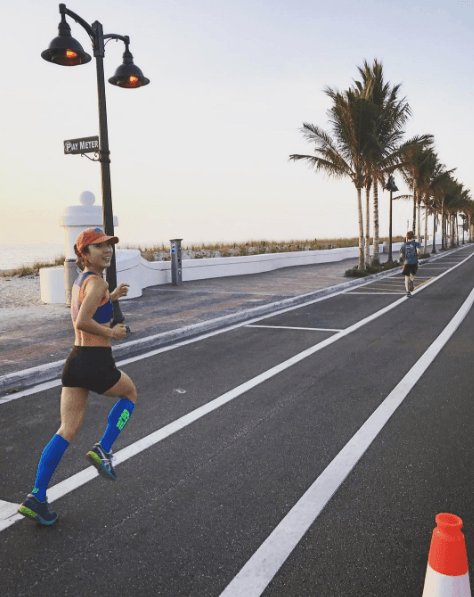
[
  {"xmin": 218, "ymin": 282, "xmax": 474, "ymax": 597},
  {"xmin": 245, "ymin": 325, "xmax": 343, "ymax": 332},
  {"xmin": 0, "ymin": 292, "xmax": 411, "ymax": 532},
  {"xmin": 2, "ymin": 250, "xmax": 473, "ymax": 406},
  {"xmin": 359, "ymin": 283, "xmax": 404, "ymax": 287},
  {"xmin": 0, "ymin": 500, "xmax": 19, "ymax": 520},
  {"xmin": 0, "ymin": 380, "xmax": 62, "ymax": 405},
  {"xmin": 348, "ymin": 291, "xmax": 406, "ymax": 295}
]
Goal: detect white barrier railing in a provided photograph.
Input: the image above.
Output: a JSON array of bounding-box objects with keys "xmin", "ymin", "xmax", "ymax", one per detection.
[{"xmin": 40, "ymin": 242, "xmax": 404, "ymax": 304}]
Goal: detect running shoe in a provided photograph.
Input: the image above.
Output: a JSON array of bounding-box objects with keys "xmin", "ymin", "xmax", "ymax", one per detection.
[
  {"xmin": 409, "ymin": 279, "xmax": 414, "ymax": 292},
  {"xmin": 406, "ymin": 292, "xmax": 412, "ymax": 298},
  {"xmin": 18, "ymin": 494, "xmax": 58, "ymax": 525},
  {"xmin": 86, "ymin": 443, "xmax": 116, "ymax": 481}
]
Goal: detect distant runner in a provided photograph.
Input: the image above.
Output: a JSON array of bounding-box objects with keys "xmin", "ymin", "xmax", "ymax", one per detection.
[
  {"xmin": 400, "ymin": 231, "xmax": 421, "ymax": 298},
  {"xmin": 18, "ymin": 228, "xmax": 135, "ymax": 525}
]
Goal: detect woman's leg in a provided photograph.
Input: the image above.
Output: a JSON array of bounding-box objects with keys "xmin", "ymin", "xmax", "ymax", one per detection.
[
  {"xmin": 103, "ymin": 371, "xmax": 137, "ymax": 403},
  {"xmin": 32, "ymin": 387, "xmax": 88, "ymax": 501},
  {"xmin": 98, "ymin": 371, "xmax": 137, "ymax": 453},
  {"xmin": 57, "ymin": 386, "xmax": 89, "ymax": 442}
]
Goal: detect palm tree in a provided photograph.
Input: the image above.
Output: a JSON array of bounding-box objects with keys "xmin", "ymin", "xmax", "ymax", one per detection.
[
  {"xmin": 352, "ymin": 59, "xmax": 413, "ymax": 264},
  {"xmin": 454, "ymin": 185, "xmax": 473, "ymax": 246},
  {"xmin": 399, "ymin": 142, "xmax": 436, "ymax": 238},
  {"xmin": 427, "ymin": 167, "xmax": 454, "ymax": 252},
  {"xmin": 290, "ymin": 88, "xmax": 376, "ymax": 269},
  {"xmin": 441, "ymin": 178, "xmax": 469, "ymax": 247}
]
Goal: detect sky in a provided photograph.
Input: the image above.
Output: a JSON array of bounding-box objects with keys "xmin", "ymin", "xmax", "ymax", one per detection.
[{"xmin": 1, "ymin": 0, "xmax": 474, "ymax": 249}]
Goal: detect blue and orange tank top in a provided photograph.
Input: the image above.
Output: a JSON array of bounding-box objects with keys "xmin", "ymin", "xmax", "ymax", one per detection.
[{"xmin": 71, "ymin": 271, "xmax": 114, "ymax": 325}]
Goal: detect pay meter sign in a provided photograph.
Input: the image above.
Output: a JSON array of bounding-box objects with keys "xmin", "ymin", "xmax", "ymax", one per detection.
[
  {"xmin": 64, "ymin": 136, "xmax": 99, "ymax": 155},
  {"xmin": 170, "ymin": 239, "xmax": 183, "ymax": 285}
]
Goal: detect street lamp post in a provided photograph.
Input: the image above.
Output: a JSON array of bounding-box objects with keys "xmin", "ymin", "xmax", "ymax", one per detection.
[
  {"xmin": 384, "ymin": 176, "xmax": 399, "ymax": 262},
  {"xmin": 460, "ymin": 214, "xmax": 467, "ymax": 245},
  {"xmin": 41, "ymin": 4, "xmax": 150, "ymax": 326}
]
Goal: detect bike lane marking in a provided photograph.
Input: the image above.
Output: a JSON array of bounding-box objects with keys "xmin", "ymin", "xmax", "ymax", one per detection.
[{"xmin": 218, "ymin": 281, "xmax": 474, "ymax": 597}]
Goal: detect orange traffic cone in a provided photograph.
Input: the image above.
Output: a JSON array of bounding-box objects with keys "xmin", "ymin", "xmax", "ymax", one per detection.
[{"xmin": 422, "ymin": 513, "xmax": 471, "ymax": 596}]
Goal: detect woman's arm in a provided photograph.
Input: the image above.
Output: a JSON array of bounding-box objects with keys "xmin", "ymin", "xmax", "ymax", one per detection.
[
  {"xmin": 110, "ymin": 282, "xmax": 130, "ymax": 302},
  {"xmin": 75, "ymin": 277, "xmax": 114, "ymax": 339}
]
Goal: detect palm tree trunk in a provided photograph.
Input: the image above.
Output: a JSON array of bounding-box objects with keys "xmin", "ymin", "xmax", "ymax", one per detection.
[
  {"xmin": 357, "ymin": 187, "xmax": 365, "ymax": 269},
  {"xmin": 412, "ymin": 184, "xmax": 417, "ymax": 235},
  {"xmin": 441, "ymin": 202, "xmax": 445, "ymax": 249},
  {"xmin": 417, "ymin": 199, "xmax": 421, "ymax": 242},
  {"xmin": 365, "ymin": 184, "xmax": 371, "ymax": 268},
  {"xmin": 372, "ymin": 180, "xmax": 380, "ymax": 265},
  {"xmin": 424, "ymin": 204, "xmax": 428, "ymax": 253}
]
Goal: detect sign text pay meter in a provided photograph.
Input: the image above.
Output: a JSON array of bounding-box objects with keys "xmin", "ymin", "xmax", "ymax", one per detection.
[{"xmin": 170, "ymin": 238, "xmax": 183, "ymax": 285}]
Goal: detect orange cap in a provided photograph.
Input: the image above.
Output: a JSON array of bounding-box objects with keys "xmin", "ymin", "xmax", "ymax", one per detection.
[
  {"xmin": 76, "ymin": 228, "xmax": 119, "ymax": 255},
  {"xmin": 427, "ymin": 513, "xmax": 469, "ymax": 576}
]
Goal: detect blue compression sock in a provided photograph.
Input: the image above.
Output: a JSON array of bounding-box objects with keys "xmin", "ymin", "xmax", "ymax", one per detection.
[
  {"xmin": 99, "ymin": 399, "xmax": 135, "ymax": 453},
  {"xmin": 32, "ymin": 434, "xmax": 69, "ymax": 502}
]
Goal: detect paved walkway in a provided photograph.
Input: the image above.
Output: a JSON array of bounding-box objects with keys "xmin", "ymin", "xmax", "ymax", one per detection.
[{"xmin": 0, "ymin": 249, "xmax": 435, "ymax": 387}]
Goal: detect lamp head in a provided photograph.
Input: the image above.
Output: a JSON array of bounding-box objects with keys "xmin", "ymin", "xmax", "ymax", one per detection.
[
  {"xmin": 108, "ymin": 49, "xmax": 150, "ymax": 88},
  {"xmin": 385, "ymin": 176, "xmax": 399, "ymax": 192},
  {"xmin": 41, "ymin": 13, "xmax": 91, "ymax": 66}
]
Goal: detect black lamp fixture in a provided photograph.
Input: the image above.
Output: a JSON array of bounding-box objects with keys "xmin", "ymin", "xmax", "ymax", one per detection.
[
  {"xmin": 41, "ymin": 12, "xmax": 91, "ymax": 66},
  {"xmin": 385, "ymin": 176, "xmax": 399, "ymax": 193},
  {"xmin": 41, "ymin": 4, "xmax": 150, "ymax": 327},
  {"xmin": 109, "ymin": 42, "xmax": 150, "ymax": 88}
]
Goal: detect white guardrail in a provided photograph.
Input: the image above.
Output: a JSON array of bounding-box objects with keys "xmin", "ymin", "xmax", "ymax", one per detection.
[{"xmin": 40, "ymin": 242, "xmax": 404, "ymax": 304}]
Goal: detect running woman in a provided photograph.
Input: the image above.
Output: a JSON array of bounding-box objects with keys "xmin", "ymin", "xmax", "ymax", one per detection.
[
  {"xmin": 400, "ymin": 230, "xmax": 421, "ymax": 297},
  {"xmin": 18, "ymin": 228, "xmax": 137, "ymax": 525}
]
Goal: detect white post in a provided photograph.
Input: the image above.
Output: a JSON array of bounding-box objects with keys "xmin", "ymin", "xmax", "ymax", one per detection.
[{"xmin": 59, "ymin": 191, "xmax": 118, "ymax": 304}]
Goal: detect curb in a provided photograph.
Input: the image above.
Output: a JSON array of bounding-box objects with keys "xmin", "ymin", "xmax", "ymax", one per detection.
[{"xmin": 0, "ymin": 247, "xmax": 464, "ymax": 394}]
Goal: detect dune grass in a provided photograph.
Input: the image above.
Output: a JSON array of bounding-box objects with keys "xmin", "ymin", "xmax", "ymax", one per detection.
[
  {"xmin": 0, "ymin": 255, "xmax": 66, "ymax": 277},
  {"xmin": 121, "ymin": 236, "xmax": 406, "ymax": 261}
]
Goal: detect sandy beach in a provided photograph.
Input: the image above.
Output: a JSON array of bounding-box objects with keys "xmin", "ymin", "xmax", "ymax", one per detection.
[{"xmin": 0, "ymin": 274, "xmax": 70, "ymax": 324}]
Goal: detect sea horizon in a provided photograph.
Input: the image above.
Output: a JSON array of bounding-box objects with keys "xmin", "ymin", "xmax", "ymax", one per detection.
[{"xmin": 0, "ymin": 243, "xmax": 65, "ymax": 271}]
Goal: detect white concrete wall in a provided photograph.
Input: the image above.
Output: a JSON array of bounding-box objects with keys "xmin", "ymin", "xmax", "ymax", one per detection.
[{"xmin": 40, "ymin": 243, "xmax": 404, "ymax": 304}]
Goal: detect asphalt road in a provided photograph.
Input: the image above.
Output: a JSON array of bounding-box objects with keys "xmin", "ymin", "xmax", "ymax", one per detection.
[{"xmin": 1, "ymin": 246, "xmax": 474, "ymax": 596}]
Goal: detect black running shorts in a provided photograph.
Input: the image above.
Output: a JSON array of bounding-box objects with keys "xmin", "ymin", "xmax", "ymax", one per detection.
[
  {"xmin": 62, "ymin": 346, "xmax": 122, "ymax": 394},
  {"xmin": 402, "ymin": 263, "xmax": 418, "ymax": 277}
]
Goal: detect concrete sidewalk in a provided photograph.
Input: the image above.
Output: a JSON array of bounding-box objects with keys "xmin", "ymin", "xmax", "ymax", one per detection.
[{"xmin": 0, "ymin": 249, "xmax": 442, "ymax": 393}]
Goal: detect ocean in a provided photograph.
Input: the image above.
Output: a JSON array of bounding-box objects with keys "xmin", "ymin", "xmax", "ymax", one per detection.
[{"xmin": 0, "ymin": 243, "xmax": 65, "ymax": 271}]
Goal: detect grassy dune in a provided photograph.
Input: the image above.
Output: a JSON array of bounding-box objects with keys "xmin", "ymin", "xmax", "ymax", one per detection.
[
  {"xmin": 122, "ymin": 236, "xmax": 405, "ymax": 261},
  {"xmin": 0, "ymin": 255, "xmax": 66, "ymax": 277},
  {"xmin": 1, "ymin": 236, "xmax": 406, "ymax": 277}
]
